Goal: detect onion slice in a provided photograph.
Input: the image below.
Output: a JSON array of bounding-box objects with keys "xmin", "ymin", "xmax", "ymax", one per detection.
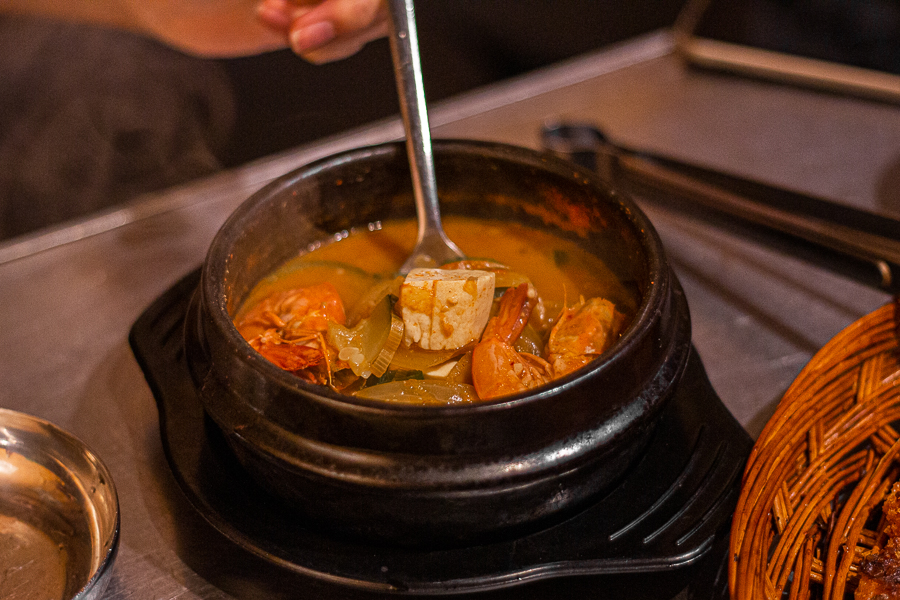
[
  {"xmin": 388, "ymin": 345, "xmax": 466, "ymax": 371},
  {"xmin": 355, "ymin": 380, "xmax": 479, "ymax": 405},
  {"xmin": 369, "ymin": 313, "xmax": 403, "ymax": 377},
  {"xmin": 327, "ymin": 295, "xmax": 393, "ymax": 377}
]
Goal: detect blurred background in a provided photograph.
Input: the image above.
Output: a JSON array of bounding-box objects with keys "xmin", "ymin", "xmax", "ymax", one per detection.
[{"xmin": 0, "ymin": 1, "xmax": 687, "ymax": 241}]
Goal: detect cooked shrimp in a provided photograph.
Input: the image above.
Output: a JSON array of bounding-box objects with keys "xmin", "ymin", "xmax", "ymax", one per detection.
[
  {"xmin": 235, "ymin": 282, "xmax": 346, "ymax": 339},
  {"xmin": 235, "ymin": 282, "xmax": 346, "ymax": 384},
  {"xmin": 471, "ymin": 283, "xmax": 552, "ymax": 400},
  {"xmin": 248, "ymin": 331, "xmax": 331, "ymax": 383},
  {"xmin": 545, "ymin": 296, "xmax": 625, "ymax": 377}
]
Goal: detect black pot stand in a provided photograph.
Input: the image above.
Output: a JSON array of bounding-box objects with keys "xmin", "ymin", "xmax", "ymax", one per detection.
[{"xmin": 130, "ymin": 269, "xmax": 752, "ymax": 599}]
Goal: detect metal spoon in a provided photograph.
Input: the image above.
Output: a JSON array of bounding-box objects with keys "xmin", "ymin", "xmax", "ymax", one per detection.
[{"xmin": 387, "ymin": 0, "xmax": 465, "ymax": 274}]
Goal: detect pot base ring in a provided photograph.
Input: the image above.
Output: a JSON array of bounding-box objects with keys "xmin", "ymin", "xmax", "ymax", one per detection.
[{"xmin": 130, "ymin": 268, "xmax": 752, "ymax": 598}]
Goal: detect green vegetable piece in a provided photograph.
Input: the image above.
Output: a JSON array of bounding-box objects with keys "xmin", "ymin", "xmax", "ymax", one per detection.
[
  {"xmin": 365, "ymin": 369, "xmax": 425, "ymax": 387},
  {"xmin": 553, "ymin": 249, "xmax": 570, "ymax": 266},
  {"xmin": 355, "ymin": 380, "xmax": 479, "ymax": 404}
]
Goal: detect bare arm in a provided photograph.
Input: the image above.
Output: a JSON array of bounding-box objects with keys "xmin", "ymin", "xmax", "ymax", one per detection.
[
  {"xmin": 0, "ymin": 0, "xmax": 386, "ymax": 59},
  {"xmin": 1, "ymin": 0, "xmax": 140, "ymax": 33}
]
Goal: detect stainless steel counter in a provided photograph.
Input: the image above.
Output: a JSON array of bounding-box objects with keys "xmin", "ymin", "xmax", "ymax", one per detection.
[{"xmin": 1, "ymin": 31, "xmax": 898, "ymax": 598}]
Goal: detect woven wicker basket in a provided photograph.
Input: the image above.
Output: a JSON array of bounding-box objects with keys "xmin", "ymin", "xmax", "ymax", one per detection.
[{"xmin": 730, "ymin": 299, "xmax": 900, "ymax": 599}]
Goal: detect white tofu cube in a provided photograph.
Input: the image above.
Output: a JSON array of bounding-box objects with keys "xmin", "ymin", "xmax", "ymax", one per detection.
[{"xmin": 399, "ymin": 268, "xmax": 495, "ymax": 350}]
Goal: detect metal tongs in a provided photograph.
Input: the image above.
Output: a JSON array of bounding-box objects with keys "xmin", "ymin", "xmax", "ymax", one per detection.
[{"xmin": 541, "ymin": 122, "xmax": 900, "ymax": 295}]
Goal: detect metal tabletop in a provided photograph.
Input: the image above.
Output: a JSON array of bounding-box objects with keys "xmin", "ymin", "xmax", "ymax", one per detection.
[{"xmin": 1, "ymin": 31, "xmax": 897, "ymax": 599}]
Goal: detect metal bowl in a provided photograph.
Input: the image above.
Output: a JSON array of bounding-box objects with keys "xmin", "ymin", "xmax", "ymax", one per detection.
[
  {"xmin": 0, "ymin": 408, "xmax": 119, "ymax": 600},
  {"xmin": 185, "ymin": 139, "xmax": 692, "ymax": 547}
]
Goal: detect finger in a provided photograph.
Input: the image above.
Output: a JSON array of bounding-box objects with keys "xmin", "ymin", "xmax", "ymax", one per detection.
[
  {"xmin": 294, "ymin": 0, "xmax": 386, "ymax": 36},
  {"xmin": 297, "ymin": 18, "xmax": 389, "ymax": 63},
  {"xmin": 288, "ymin": 0, "xmax": 387, "ymax": 58},
  {"xmin": 257, "ymin": 0, "xmax": 310, "ymax": 33},
  {"xmin": 257, "ymin": 1, "xmax": 291, "ymax": 30}
]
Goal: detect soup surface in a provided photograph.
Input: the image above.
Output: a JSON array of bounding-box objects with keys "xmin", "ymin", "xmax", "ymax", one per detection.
[{"xmin": 234, "ymin": 217, "xmax": 639, "ymax": 404}]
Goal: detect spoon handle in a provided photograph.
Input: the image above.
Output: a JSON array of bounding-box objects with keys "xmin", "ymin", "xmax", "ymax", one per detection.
[{"xmin": 386, "ymin": 0, "xmax": 440, "ymax": 236}]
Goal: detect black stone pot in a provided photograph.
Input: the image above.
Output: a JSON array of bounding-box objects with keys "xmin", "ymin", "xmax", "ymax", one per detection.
[{"xmin": 184, "ymin": 140, "xmax": 692, "ymax": 548}]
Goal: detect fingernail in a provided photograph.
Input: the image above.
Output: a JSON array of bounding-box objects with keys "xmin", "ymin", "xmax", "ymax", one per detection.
[{"xmin": 290, "ymin": 21, "xmax": 336, "ymax": 53}]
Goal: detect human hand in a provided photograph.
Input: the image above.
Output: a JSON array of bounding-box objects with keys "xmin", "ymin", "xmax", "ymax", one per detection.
[{"xmin": 256, "ymin": 0, "xmax": 388, "ymax": 64}]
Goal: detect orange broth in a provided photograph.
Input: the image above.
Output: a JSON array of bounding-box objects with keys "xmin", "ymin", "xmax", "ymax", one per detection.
[{"xmin": 237, "ymin": 216, "xmax": 638, "ymax": 322}]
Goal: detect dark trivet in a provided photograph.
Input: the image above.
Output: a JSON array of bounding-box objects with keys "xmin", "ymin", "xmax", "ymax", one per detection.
[{"xmin": 130, "ymin": 268, "xmax": 752, "ymax": 598}]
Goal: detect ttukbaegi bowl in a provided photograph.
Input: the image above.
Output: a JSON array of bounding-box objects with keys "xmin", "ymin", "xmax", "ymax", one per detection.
[{"xmin": 184, "ymin": 140, "xmax": 692, "ymax": 547}]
